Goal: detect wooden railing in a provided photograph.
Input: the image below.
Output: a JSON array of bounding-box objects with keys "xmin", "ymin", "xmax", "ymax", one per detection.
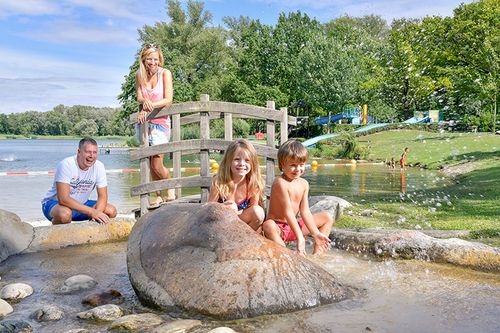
[{"xmin": 129, "ymin": 94, "xmax": 296, "ymax": 217}]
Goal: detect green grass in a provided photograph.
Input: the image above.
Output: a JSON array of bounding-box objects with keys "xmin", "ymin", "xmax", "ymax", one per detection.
[
  {"xmin": 334, "ymin": 130, "xmax": 500, "ymax": 247},
  {"xmin": 0, "ymin": 134, "xmax": 130, "ymax": 140}
]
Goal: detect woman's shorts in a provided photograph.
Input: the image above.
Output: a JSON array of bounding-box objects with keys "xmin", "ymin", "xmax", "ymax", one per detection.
[{"xmin": 136, "ymin": 122, "xmax": 171, "ymax": 146}]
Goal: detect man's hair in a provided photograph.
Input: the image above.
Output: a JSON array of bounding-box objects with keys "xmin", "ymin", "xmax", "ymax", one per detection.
[
  {"xmin": 277, "ymin": 140, "xmax": 308, "ymax": 171},
  {"xmin": 79, "ymin": 137, "xmax": 97, "ymax": 149}
]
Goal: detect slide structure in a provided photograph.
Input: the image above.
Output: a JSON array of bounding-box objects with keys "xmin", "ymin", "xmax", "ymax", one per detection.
[
  {"xmin": 314, "ymin": 112, "xmax": 357, "ymax": 125},
  {"xmin": 302, "ymin": 116, "xmax": 431, "ymax": 148}
]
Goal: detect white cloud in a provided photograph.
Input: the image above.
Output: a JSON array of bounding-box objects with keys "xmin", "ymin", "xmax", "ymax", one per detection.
[
  {"xmin": 0, "ymin": 48, "xmax": 126, "ymax": 113},
  {"xmin": 68, "ymin": 0, "xmax": 148, "ymax": 22},
  {"xmin": 0, "ymin": 0, "xmax": 62, "ymax": 17},
  {"xmin": 18, "ymin": 21, "xmax": 137, "ymax": 46}
]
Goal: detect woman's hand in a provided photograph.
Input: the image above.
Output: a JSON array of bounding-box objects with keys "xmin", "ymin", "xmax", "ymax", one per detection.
[
  {"xmin": 142, "ymin": 98, "xmax": 155, "ymax": 112},
  {"xmin": 137, "ymin": 110, "xmax": 147, "ymax": 124}
]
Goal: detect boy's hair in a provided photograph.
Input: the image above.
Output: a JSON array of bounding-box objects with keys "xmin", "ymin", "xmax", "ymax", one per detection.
[
  {"xmin": 213, "ymin": 139, "xmax": 264, "ymax": 204},
  {"xmin": 277, "ymin": 140, "xmax": 308, "ymax": 171}
]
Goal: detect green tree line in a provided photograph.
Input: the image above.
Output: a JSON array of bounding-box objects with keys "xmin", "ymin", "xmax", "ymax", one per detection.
[
  {"xmin": 0, "ymin": 105, "xmax": 133, "ymax": 137},
  {"xmin": 118, "ymin": 0, "xmax": 497, "ymax": 132}
]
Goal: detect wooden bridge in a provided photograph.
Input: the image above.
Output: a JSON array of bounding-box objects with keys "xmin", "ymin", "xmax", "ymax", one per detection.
[{"xmin": 129, "ymin": 94, "xmax": 296, "ymax": 217}]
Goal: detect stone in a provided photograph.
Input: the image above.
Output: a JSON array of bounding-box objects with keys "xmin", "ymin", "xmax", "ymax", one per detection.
[
  {"xmin": 64, "ymin": 330, "xmax": 88, "ymax": 333},
  {"xmin": 60, "ymin": 275, "xmax": 97, "ymax": 293},
  {"xmin": 331, "ymin": 229, "xmax": 500, "ymax": 272},
  {"xmin": 108, "ymin": 313, "xmax": 163, "ymax": 331},
  {"xmin": 152, "ymin": 319, "xmax": 202, "ymax": 333},
  {"xmin": 128, "ymin": 203, "xmax": 348, "ymax": 320},
  {"xmin": 0, "ymin": 299, "xmax": 13, "ymax": 318},
  {"xmin": 207, "ymin": 328, "xmax": 238, "ymax": 333},
  {"xmin": 77, "ymin": 304, "xmax": 123, "ymax": 322},
  {"xmin": 32, "ymin": 305, "xmax": 64, "ymax": 321},
  {"xmin": 82, "ymin": 289, "xmax": 123, "ymax": 307},
  {"xmin": 0, "ymin": 319, "xmax": 32, "ymax": 332},
  {"xmin": 0, "ymin": 209, "xmax": 34, "ymax": 263},
  {"xmin": 309, "ymin": 196, "xmax": 352, "ymax": 222},
  {"xmin": 0, "ymin": 283, "xmax": 33, "ymax": 301}
]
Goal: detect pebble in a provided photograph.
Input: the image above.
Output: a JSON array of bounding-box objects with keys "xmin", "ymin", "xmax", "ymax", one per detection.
[
  {"xmin": 108, "ymin": 313, "xmax": 163, "ymax": 331},
  {"xmin": 0, "ymin": 299, "xmax": 13, "ymax": 318},
  {"xmin": 32, "ymin": 305, "xmax": 64, "ymax": 321},
  {"xmin": 0, "ymin": 283, "xmax": 33, "ymax": 301},
  {"xmin": 208, "ymin": 327, "xmax": 238, "ymax": 333},
  {"xmin": 77, "ymin": 304, "xmax": 123, "ymax": 322},
  {"xmin": 60, "ymin": 275, "xmax": 97, "ymax": 293},
  {"xmin": 152, "ymin": 319, "xmax": 202, "ymax": 333},
  {"xmin": 0, "ymin": 319, "xmax": 32, "ymax": 332},
  {"xmin": 82, "ymin": 289, "xmax": 123, "ymax": 307}
]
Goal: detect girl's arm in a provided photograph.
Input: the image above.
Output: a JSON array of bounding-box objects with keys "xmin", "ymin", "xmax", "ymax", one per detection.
[{"xmin": 208, "ymin": 177, "xmax": 220, "ymax": 202}]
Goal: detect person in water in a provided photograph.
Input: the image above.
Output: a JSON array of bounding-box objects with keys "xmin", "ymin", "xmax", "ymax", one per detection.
[
  {"xmin": 400, "ymin": 147, "xmax": 409, "ymax": 170},
  {"xmin": 41, "ymin": 138, "xmax": 117, "ymax": 224},
  {"xmin": 208, "ymin": 139, "xmax": 265, "ymax": 232}
]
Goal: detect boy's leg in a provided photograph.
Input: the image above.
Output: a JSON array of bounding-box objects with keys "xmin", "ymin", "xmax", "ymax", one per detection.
[
  {"xmin": 262, "ymin": 220, "xmax": 286, "ymax": 247},
  {"xmin": 301, "ymin": 211, "xmax": 334, "ymax": 254},
  {"xmin": 239, "ymin": 205, "xmax": 265, "ymax": 232}
]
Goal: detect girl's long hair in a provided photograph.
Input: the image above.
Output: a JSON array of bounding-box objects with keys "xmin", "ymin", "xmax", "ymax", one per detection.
[
  {"xmin": 213, "ymin": 139, "xmax": 264, "ymax": 204},
  {"xmin": 137, "ymin": 45, "xmax": 164, "ymax": 87}
]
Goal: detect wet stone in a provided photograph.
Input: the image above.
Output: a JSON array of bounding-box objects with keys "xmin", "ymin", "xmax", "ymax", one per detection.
[
  {"xmin": 0, "ymin": 299, "xmax": 13, "ymax": 318},
  {"xmin": 152, "ymin": 319, "xmax": 202, "ymax": 333},
  {"xmin": 0, "ymin": 319, "xmax": 32, "ymax": 333},
  {"xmin": 208, "ymin": 328, "xmax": 238, "ymax": 333},
  {"xmin": 64, "ymin": 330, "xmax": 89, "ymax": 333},
  {"xmin": 82, "ymin": 289, "xmax": 123, "ymax": 307},
  {"xmin": 0, "ymin": 283, "xmax": 33, "ymax": 301},
  {"xmin": 32, "ymin": 305, "xmax": 64, "ymax": 321},
  {"xmin": 108, "ymin": 313, "xmax": 163, "ymax": 331},
  {"xmin": 77, "ymin": 304, "xmax": 123, "ymax": 322},
  {"xmin": 60, "ymin": 275, "xmax": 97, "ymax": 293}
]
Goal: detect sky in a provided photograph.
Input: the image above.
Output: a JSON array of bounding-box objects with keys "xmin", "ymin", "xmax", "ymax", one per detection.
[{"xmin": 0, "ymin": 0, "xmax": 474, "ymax": 114}]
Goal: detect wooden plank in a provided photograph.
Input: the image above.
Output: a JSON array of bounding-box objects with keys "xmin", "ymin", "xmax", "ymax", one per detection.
[
  {"xmin": 172, "ymin": 113, "xmax": 181, "ymax": 199},
  {"xmin": 280, "ymin": 107, "xmax": 288, "ymax": 145},
  {"xmin": 131, "ymin": 176, "xmax": 213, "ymax": 196},
  {"xmin": 224, "ymin": 113, "xmax": 233, "ymax": 141},
  {"xmin": 199, "ymin": 95, "xmax": 210, "ymax": 203},
  {"xmin": 137, "ymin": 117, "xmax": 150, "ymax": 216},
  {"xmin": 265, "ymin": 101, "xmax": 276, "ymax": 210}
]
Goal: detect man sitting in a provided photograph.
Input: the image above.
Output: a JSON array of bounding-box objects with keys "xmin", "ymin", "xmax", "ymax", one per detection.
[{"xmin": 41, "ymin": 138, "xmax": 117, "ymax": 224}]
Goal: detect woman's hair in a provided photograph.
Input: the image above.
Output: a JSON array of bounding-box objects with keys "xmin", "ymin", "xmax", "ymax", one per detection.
[
  {"xmin": 212, "ymin": 139, "xmax": 264, "ymax": 204},
  {"xmin": 277, "ymin": 140, "xmax": 308, "ymax": 171},
  {"xmin": 137, "ymin": 44, "xmax": 164, "ymax": 87}
]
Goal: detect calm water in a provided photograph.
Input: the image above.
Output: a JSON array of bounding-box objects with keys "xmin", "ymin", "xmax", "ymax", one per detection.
[{"xmin": 0, "ymin": 139, "xmax": 450, "ymax": 220}]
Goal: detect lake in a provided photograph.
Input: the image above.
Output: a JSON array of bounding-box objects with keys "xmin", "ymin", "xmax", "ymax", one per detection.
[{"xmin": 0, "ymin": 139, "xmax": 450, "ymax": 221}]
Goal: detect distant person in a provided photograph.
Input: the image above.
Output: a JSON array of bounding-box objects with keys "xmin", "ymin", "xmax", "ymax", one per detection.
[
  {"xmin": 41, "ymin": 138, "xmax": 117, "ymax": 224},
  {"xmin": 208, "ymin": 139, "xmax": 265, "ymax": 232},
  {"xmin": 389, "ymin": 157, "xmax": 396, "ymax": 169},
  {"xmin": 262, "ymin": 140, "xmax": 333, "ymax": 256},
  {"xmin": 400, "ymin": 147, "xmax": 409, "ymax": 170},
  {"xmin": 136, "ymin": 43, "xmax": 175, "ymax": 208}
]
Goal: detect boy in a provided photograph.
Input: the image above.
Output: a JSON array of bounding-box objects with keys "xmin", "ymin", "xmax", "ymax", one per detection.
[{"xmin": 262, "ymin": 140, "xmax": 333, "ymax": 255}]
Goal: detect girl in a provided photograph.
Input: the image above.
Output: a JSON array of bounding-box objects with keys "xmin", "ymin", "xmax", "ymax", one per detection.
[
  {"xmin": 400, "ymin": 147, "xmax": 409, "ymax": 170},
  {"xmin": 208, "ymin": 139, "xmax": 265, "ymax": 232},
  {"xmin": 136, "ymin": 43, "xmax": 175, "ymax": 207}
]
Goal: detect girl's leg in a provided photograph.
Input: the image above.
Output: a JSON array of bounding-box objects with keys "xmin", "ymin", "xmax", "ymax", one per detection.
[
  {"xmin": 262, "ymin": 220, "xmax": 286, "ymax": 247},
  {"xmin": 239, "ymin": 205, "xmax": 265, "ymax": 232}
]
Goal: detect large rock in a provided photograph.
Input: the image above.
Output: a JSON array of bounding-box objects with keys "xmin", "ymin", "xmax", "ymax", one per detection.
[
  {"xmin": 0, "ymin": 210, "xmax": 33, "ymax": 263},
  {"xmin": 331, "ymin": 229, "xmax": 500, "ymax": 272},
  {"xmin": 127, "ymin": 203, "xmax": 348, "ymax": 320},
  {"xmin": 309, "ymin": 196, "xmax": 352, "ymax": 222}
]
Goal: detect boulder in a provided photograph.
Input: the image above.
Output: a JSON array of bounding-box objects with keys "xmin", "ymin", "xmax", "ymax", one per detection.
[
  {"xmin": 127, "ymin": 203, "xmax": 348, "ymax": 320},
  {"xmin": 32, "ymin": 305, "xmax": 64, "ymax": 321},
  {"xmin": 0, "ymin": 283, "xmax": 33, "ymax": 301},
  {"xmin": 0, "ymin": 210, "xmax": 33, "ymax": 263},
  {"xmin": 309, "ymin": 196, "xmax": 352, "ymax": 222},
  {"xmin": 331, "ymin": 229, "xmax": 500, "ymax": 272},
  {"xmin": 0, "ymin": 299, "xmax": 13, "ymax": 318}
]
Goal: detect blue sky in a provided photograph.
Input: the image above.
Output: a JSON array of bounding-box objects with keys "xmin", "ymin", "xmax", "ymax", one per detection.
[{"xmin": 0, "ymin": 0, "xmax": 473, "ymax": 114}]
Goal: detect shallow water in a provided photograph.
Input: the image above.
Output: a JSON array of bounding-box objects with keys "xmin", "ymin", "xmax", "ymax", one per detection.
[{"xmin": 0, "ymin": 242, "xmax": 498, "ymax": 333}]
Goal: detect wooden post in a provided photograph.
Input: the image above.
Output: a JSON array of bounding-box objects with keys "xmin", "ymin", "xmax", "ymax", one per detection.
[
  {"xmin": 138, "ymin": 106, "xmax": 150, "ymax": 217},
  {"xmin": 224, "ymin": 113, "xmax": 233, "ymax": 141},
  {"xmin": 200, "ymin": 94, "xmax": 210, "ymax": 203},
  {"xmin": 173, "ymin": 113, "xmax": 181, "ymax": 199},
  {"xmin": 280, "ymin": 106, "xmax": 288, "ymax": 145},
  {"xmin": 265, "ymin": 101, "xmax": 276, "ymax": 211}
]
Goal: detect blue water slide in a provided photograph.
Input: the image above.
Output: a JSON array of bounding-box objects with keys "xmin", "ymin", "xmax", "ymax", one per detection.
[
  {"xmin": 315, "ymin": 113, "xmax": 347, "ymax": 125},
  {"xmin": 302, "ymin": 116, "xmax": 430, "ymax": 148}
]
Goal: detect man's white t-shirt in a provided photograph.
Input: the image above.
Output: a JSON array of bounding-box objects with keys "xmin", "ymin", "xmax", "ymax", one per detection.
[{"xmin": 42, "ymin": 156, "xmax": 107, "ymax": 204}]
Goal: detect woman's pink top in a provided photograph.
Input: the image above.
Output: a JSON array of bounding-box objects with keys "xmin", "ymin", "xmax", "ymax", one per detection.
[{"xmin": 140, "ymin": 68, "xmax": 170, "ymax": 127}]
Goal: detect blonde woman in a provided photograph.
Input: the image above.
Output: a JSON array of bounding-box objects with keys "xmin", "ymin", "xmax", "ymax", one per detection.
[{"xmin": 136, "ymin": 43, "xmax": 175, "ymax": 207}]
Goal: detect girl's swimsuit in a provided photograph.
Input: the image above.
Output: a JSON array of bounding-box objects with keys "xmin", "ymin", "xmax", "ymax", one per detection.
[{"xmin": 218, "ymin": 184, "xmax": 250, "ymax": 210}]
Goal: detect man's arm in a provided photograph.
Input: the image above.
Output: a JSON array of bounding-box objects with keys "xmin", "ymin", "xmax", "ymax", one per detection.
[{"xmin": 56, "ymin": 182, "xmax": 110, "ymax": 224}]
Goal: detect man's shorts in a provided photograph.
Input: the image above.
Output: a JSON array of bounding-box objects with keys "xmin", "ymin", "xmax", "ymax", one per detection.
[
  {"xmin": 42, "ymin": 199, "xmax": 97, "ymax": 222},
  {"xmin": 275, "ymin": 219, "xmax": 305, "ymax": 242},
  {"xmin": 136, "ymin": 123, "xmax": 171, "ymax": 146}
]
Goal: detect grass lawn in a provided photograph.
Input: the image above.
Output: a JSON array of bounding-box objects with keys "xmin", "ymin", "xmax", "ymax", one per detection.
[
  {"xmin": 0, "ymin": 134, "xmax": 129, "ymax": 140},
  {"xmin": 336, "ymin": 129, "xmax": 500, "ymax": 246}
]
